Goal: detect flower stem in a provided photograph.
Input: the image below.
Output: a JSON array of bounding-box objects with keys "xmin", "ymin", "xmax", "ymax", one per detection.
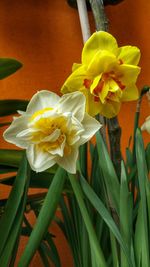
[
  {"xmin": 18, "ymin": 168, "xmax": 66, "ymax": 267},
  {"xmin": 133, "ymin": 85, "xmax": 150, "ymax": 160},
  {"xmin": 89, "ymin": 0, "xmax": 122, "ymax": 177},
  {"xmin": 89, "ymin": 0, "xmax": 109, "ymax": 31}
]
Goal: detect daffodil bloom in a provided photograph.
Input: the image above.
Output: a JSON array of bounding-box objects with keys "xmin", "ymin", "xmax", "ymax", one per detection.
[
  {"xmin": 141, "ymin": 116, "xmax": 150, "ymax": 134},
  {"xmin": 61, "ymin": 31, "xmax": 141, "ymax": 118},
  {"xmin": 3, "ymin": 90, "xmax": 101, "ymax": 173}
]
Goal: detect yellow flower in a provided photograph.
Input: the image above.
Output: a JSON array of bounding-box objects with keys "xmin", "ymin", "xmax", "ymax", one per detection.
[{"xmin": 61, "ymin": 31, "xmax": 141, "ymax": 118}]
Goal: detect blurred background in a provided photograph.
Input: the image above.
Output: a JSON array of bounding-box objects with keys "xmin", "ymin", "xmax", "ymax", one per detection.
[{"xmin": 0, "ymin": 0, "xmax": 149, "ymax": 266}]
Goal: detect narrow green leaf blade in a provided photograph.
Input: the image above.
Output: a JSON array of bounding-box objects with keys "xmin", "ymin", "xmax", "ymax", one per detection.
[
  {"xmin": 0, "ymin": 100, "xmax": 28, "ymax": 116},
  {"xmin": 135, "ymin": 129, "xmax": 150, "ymax": 267},
  {"xmin": 18, "ymin": 167, "xmax": 66, "ymax": 267},
  {"xmin": 68, "ymin": 173, "xmax": 107, "ymax": 267},
  {"xmin": 0, "ymin": 153, "xmax": 28, "ymax": 256},
  {"xmin": 80, "ymin": 175, "xmax": 133, "ymax": 267},
  {"xmin": 96, "ymin": 131, "xmax": 120, "ymax": 214},
  {"xmin": 0, "ymin": 58, "xmax": 22, "ymax": 79}
]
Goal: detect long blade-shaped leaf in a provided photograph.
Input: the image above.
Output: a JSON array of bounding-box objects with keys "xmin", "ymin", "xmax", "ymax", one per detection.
[
  {"xmin": 135, "ymin": 129, "xmax": 150, "ymax": 267},
  {"xmin": 80, "ymin": 175, "xmax": 133, "ymax": 267},
  {"xmin": 0, "ymin": 58, "xmax": 22, "ymax": 79},
  {"xmin": 0, "ymin": 100, "xmax": 28, "ymax": 116},
  {"xmin": 0, "ymin": 164, "xmax": 30, "ymax": 266},
  {"xmin": 0, "ymin": 153, "xmax": 28, "ymax": 256},
  {"xmin": 120, "ymin": 161, "xmax": 133, "ymax": 267},
  {"xmin": 96, "ymin": 132, "xmax": 120, "ymax": 214},
  {"xmin": 18, "ymin": 167, "xmax": 66, "ymax": 267},
  {"xmin": 68, "ymin": 173, "xmax": 107, "ymax": 267}
]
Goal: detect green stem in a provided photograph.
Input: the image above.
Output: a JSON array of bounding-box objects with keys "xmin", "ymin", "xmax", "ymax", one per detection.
[
  {"xmin": 133, "ymin": 86, "xmax": 150, "ymax": 158},
  {"xmin": 18, "ymin": 168, "xmax": 66, "ymax": 267},
  {"xmin": 68, "ymin": 173, "xmax": 107, "ymax": 267},
  {"xmin": 79, "ymin": 143, "xmax": 88, "ymax": 178},
  {"xmin": 107, "ymin": 117, "xmax": 122, "ymax": 178}
]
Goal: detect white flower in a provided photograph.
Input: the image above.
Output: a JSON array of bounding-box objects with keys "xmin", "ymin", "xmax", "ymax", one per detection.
[
  {"xmin": 3, "ymin": 90, "xmax": 101, "ymax": 173},
  {"xmin": 141, "ymin": 116, "xmax": 150, "ymax": 134}
]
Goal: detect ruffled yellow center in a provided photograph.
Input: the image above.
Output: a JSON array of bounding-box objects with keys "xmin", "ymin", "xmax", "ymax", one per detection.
[
  {"xmin": 83, "ymin": 70, "xmax": 125, "ymax": 104},
  {"xmin": 29, "ymin": 110, "xmax": 75, "ymax": 155}
]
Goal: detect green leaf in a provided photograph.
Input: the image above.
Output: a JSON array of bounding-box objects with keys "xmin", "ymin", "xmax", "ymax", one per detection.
[
  {"xmin": 18, "ymin": 167, "xmax": 66, "ymax": 267},
  {"xmin": 0, "ymin": 166, "xmax": 30, "ymax": 266},
  {"xmin": 0, "ymin": 58, "xmax": 22, "ymax": 79},
  {"xmin": 58, "ymin": 196, "xmax": 82, "ymax": 267},
  {"xmin": 80, "ymin": 175, "xmax": 133, "ymax": 267},
  {"xmin": 96, "ymin": 131, "xmax": 120, "ymax": 214},
  {"xmin": 79, "ymin": 143, "xmax": 88, "ymax": 178},
  {"xmin": 68, "ymin": 173, "xmax": 107, "ymax": 267},
  {"xmin": 135, "ymin": 129, "xmax": 150, "ymax": 267},
  {"xmin": 0, "ymin": 153, "xmax": 29, "ymax": 257},
  {"xmin": 0, "ymin": 165, "xmax": 17, "ymax": 174},
  {"xmin": 134, "ymin": 203, "xmax": 142, "ymax": 267},
  {"xmin": 0, "ymin": 100, "xmax": 28, "ymax": 116},
  {"xmin": 120, "ymin": 161, "xmax": 133, "ymax": 267},
  {"xmin": 145, "ymin": 143, "xmax": 150, "ymax": 173},
  {"xmin": 0, "ymin": 149, "xmax": 23, "ymax": 167},
  {"xmin": 46, "ymin": 232, "xmax": 61, "ymax": 267}
]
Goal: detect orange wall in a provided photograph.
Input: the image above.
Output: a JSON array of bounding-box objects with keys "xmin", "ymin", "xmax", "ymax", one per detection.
[{"xmin": 0, "ymin": 0, "xmax": 150, "ymax": 266}]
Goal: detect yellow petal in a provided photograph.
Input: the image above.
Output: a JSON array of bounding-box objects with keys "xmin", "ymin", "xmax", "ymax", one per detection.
[
  {"xmin": 117, "ymin": 46, "xmax": 141, "ymax": 65},
  {"xmin": 108, "ymin": 79, "xmax": 120, "ymax": 92},
  {"xmin": 72, "ymin": 63, "xmax": 82, "ymax": 72},
  {"xmin": 61, "ymin": 65, "xmax": 90, "ymax": 94},
  {"xmin": 121, "ymin": 84, "xmax": 139, "ymax": 101},
  {"xmin": 99, "ymin": 81, "xmax": 109, "ymax": 103},
  {"xmin": 82, "ymin": 31, "xmax": 118, "ymax": 65},
  {"xmin": 90, "ymin": 75, "xmax": 101, "ymax": 93},
  {"xmin": 118, "ymin": 64, "xmax": 141, "ymax": 85},
  {"xmin": 81, "ymin": 88, "xmax": 102, "ymax": 117},
  {"xmin": 99, "ymin": 100, "xmax": 121, "ymax": 118},
  {"xmin": 87, "ymin": 50, "xmax": 117, "ymax": 76}
]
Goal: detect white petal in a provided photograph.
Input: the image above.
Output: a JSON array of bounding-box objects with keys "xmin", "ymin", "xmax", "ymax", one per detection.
[
  {"xmin": 141, "ymin": 117, "xmax": 150, "ymax": 134},
  {"xmin": 17, "ymin": 128, "xmax": 37, "ymax": 140},
  {"xmin": 71, "ymin": 116, "xmax": 85, "ymax": 135},
  {"xmin": 17, "ymin": 110, "xmax": 26, "ymax": 115},
  {"xmin": 55, "ymin": 147, "xmax": 78, "ymax": 174},
  {"xmin": 78, "ymin": 113, "xmax": 101, "ymax": 145},
  {"xmin": 49, "ymin": 136, "xmax": 66, "ymax": 157},
  {"xmin": 56, "ymin": 91, "xmax": 86, "ymax": 122},
  {"xmin": 3, "ymin": 115, "xmax": 30, "ymax": 148},
  {"xmin": 26, "ymin": 144, "xmax": 55, "ymax": 172},
  {"xmin": 42, "ymin": 129, "xmax": 61, "ymax": 142},
  {"xmin": 26, "ymin": 90, "xmax": 60, "ymax": 115}
]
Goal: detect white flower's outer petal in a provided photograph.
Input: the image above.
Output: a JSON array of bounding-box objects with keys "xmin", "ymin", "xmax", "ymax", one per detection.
[
  {"xmin": 57, "ymin": 92, "xmax": 86, "ymax": 122},
  {"xmin": 55, "ymin": 147, "xmax": 78, "ymax": 174},
  {"xmin": 78, "ymin": 113, "xmax": 102, "ymax": 145},
  {"xmin": 26, "ymin": 90, "xmax": 60, "ymax": 115},
  {"xmin": 17, "ymin": 110, "xmax": 26, "ymax": 115},
  {"xmin": 26, "ymin": 145, "xmax": 55, "ymax": 172},
  {"xmin": 3, "ymin": 115, "xmax": 30, "ymax": 148},
  {"xmin": 141, "ymin": 116, "xmax": 150, "ymax": 134}
]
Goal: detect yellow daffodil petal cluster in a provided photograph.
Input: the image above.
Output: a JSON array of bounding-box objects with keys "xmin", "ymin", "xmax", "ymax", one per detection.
[{"xmin": 61, "ymin": 31, "xmax": 141, "ymax": 118}]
